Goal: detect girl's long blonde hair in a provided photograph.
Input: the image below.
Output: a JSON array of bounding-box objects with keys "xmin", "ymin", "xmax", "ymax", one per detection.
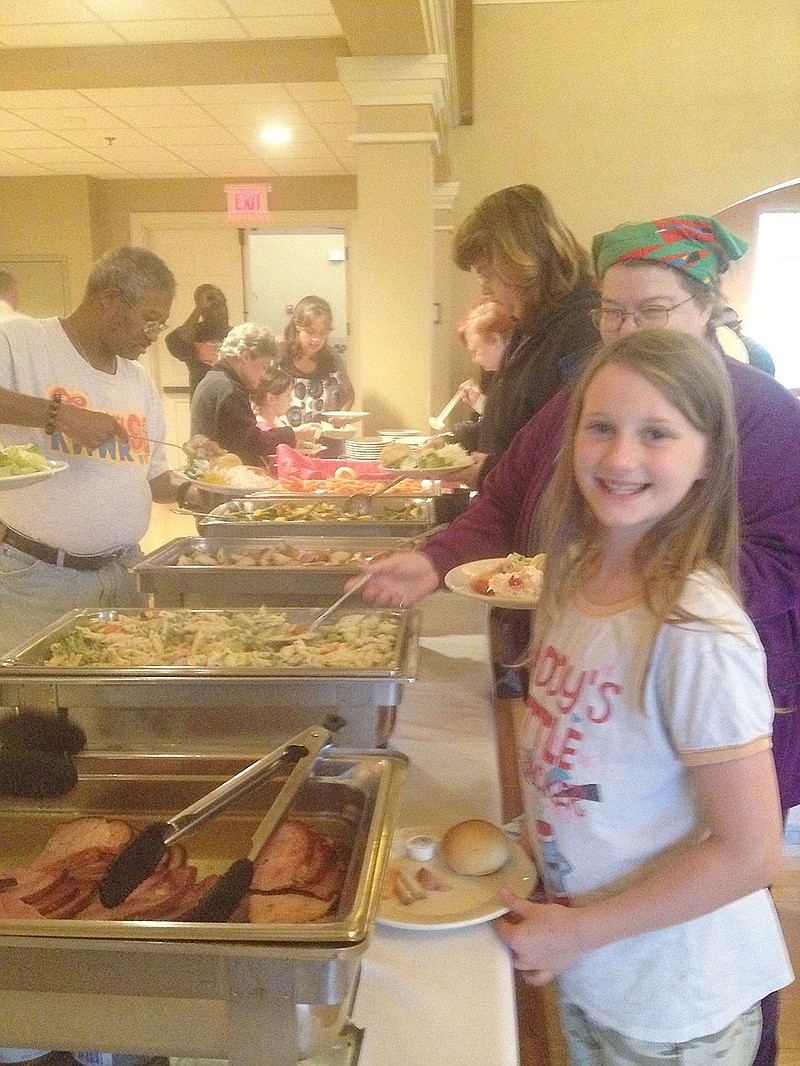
[{"xmin": 532, "ymin": 327, "xmax": 740, "ymax": 647}]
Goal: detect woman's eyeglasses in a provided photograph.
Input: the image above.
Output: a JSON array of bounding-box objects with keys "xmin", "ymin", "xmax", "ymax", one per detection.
[{"xmin": 590, "ymin": 294, "xmax": 695, "ymax": 331}]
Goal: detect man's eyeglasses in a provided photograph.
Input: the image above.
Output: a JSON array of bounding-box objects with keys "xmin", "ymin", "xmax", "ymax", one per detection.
[
  {"xmin": 142, "ymin": 320, "xmax": 168, "ymax": 339},
  {"xmin": 590, "ymin": 294, "xmax": 695, "ymax": 332}
]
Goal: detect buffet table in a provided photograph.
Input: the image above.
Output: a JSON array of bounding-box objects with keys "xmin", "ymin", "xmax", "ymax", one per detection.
[
  {"xmin": 354, "ymin": 591, "xmax": 520, "ymax": 1066},
  {"xmin": 0, "ymin": 592, "xmax": 521, "ymax": 1066}
]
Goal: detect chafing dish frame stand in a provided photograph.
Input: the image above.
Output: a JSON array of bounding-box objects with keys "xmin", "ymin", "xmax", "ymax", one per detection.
[{"xmin": 0, "ymin": 935, "xmax": 364, "ymax": 1066}]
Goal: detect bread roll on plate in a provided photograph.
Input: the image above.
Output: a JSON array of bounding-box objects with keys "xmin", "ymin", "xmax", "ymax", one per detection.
[{"xmin": 440, "ymin": 819, "xmax": 510, "ymax": 876}]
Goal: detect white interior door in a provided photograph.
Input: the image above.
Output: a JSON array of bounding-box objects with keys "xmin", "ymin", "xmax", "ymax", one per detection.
[{"xmin": 130, "ymin": 213, "xmax": 245, "ymax": 445}]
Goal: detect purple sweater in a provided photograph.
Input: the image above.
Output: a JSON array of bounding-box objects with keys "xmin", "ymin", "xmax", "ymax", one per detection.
[{"xmin": 425, "ymin": 357, "xmax": 800, "ymax": 810}]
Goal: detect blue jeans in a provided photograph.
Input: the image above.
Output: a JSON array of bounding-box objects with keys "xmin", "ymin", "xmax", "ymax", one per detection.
[{"xmin": 0, "ymin": 542, "xmax": 144, "ymax": 655}]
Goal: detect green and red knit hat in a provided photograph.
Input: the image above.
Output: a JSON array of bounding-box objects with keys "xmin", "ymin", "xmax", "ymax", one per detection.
[{"xmin": 592, "ymin": 216, "xmax": 748, "ymax": 284}]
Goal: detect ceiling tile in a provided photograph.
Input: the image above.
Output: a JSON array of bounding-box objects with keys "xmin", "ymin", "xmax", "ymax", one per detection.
[
  {"xmin": 0, "ymin": 23, "xmax": 124, "ymax": 47},
  {"xmin": 285, "ymin": 81, "xmax": 349, "ymax": 102},
  {"xmin": 110, "ymin": 19, "xmax": 248, "ymax": 43},
  {"xmin": 315, "ymin": 121, "xmax": 357, "ymax": 144},
  {"xmin": 7, "ymin": 106, "xmax": 130, "ymax": 130},
  {"xmin": 267, "ymin": 156, "xmax": 344, "ymax": 175},
  {"xmin": 114, "ymin": 158, "xmax": 204, "ymax": 176},
  {"xmin": 237, "ymin": 15, "xmax": 341, "ymax": 38},
  {"xmin": 0, "ymin": 0, "xmax": 97, "ymax": 25},
  {"xmin": 0, "ymin": 155, "xmax": 59, "ymax": 175},
  {"xmin": 297, "ymin": 98, "xmax": 356, "ymax": 124},
  {"xmin": 101, "ymin": 104, "xmax": 219, "ymax": 127},
  {"xmin": 12, "ymin": 146, "xmax": 108, "ymax": 165},
  {"xmin": 0, "ymin": 129, "xmax": 74, "ymax": 149},
  {"xmin": 169, "ymin": 144, "xmax": 263, "ymax": 164},
  {"xmin": 145, "ymin": 125, "xmax": 241, "ymax": 147},
  {"xmin": 0, "ymin": 90, "xmax": 89, "ymax": 109},
  {"xmin": 80, "ymin": 87, "xmax": 193, "ymax": 108},
  {"xmin": 183, "ymin": 84, "xmax": 292, "ymax": 105},
  {"xmin": 83, "ymin": 0, "xmax": 231, "ymax": 18},
  {"xmin": 56, "ymin": 128, "xmax": 160, "ymax": 148},
  {"xmin": 0, "ymin": 111, "xmax": 41, "ymax": 132},
  {"xmin": 226, "ymin": 1, "xmax": 338, "ymax": 16},
  {"xmin": 201, "ymin": 101, "xmax": 305, "ymax": 127}
]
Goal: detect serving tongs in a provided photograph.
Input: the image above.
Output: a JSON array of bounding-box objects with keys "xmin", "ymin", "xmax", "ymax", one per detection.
[
  {"xmin": 343, "ymin": 474, "xmax": 409, "ymax": 515},
  {"xmin": 98, "ymin": 725, "xmax": 330, "ymax": 909}
]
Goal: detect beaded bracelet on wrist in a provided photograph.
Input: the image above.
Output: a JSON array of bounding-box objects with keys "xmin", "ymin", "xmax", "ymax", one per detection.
[{"xmin": 43, "ymin": 394, "xmax": 62, "ymax": 436}]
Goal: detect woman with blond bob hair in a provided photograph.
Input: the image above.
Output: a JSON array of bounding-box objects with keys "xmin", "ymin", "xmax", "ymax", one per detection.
[{"xmin": 451, "ymin": 184, "xmax": 598, "ymax": 484}]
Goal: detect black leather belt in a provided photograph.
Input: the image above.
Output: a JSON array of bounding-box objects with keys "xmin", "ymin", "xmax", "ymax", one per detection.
[{"xmin": 0, "ymin": 525, "xmax": 124, "ymax": 572}]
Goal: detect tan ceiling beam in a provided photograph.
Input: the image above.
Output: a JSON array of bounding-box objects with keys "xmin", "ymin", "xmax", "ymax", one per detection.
[
  {"xmin": 330, "ymin": 0, "xmax": 429, "ymax": 55},
  {"xmin": 454, "ymin": 0, "xmax": 473, "ymax": 125},
  {"xmin": 0, "ymin": 38, "xmax": 349, "ymax": 92}
]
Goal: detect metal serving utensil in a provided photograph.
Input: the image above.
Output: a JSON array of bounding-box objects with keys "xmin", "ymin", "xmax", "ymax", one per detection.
[
  {"xmin": 259, "ymin": 522, "xmax": 449, "ymax": 645},
  {"xmin": 344, "ymin": 474, "xmax": 409, "ymax": 515},
  {"xmin": 428, "ymin": 391, "xmax": 463, "ymax": 432},
  {"xmin": 98, "ymin": 726, "xmax": 330, "ymax": 909}
]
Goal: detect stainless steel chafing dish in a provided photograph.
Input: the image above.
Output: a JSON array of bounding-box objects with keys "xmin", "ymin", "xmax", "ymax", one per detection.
[
  {"xmin": 0, "ymin": 746, "xmax": 406, "ymax": 1064},
  {"xmin": 197, "ymin": 494, "xmax": 438, "ymax": 538},
  {"xmin": 133, "ymin": 536, "xmax": 408, "ymax": 608},
  {"xmin": 0, "ymin": 607, "xmax": 419, "ymax": 751}
]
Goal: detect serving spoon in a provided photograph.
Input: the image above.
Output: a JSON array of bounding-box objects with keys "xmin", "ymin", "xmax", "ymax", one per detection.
[
  {"xmin": 428, "ymin": 391, "xmax": 463, "ymax": 432},
  {"xmin": 260, "ymin": 524, "xmax": 448, "ymax": 644}
]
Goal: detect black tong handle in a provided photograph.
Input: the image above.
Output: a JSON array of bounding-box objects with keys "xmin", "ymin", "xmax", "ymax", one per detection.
[{"xmin": 99, "ymin": 822, "xmax": 171, "ymax": 907}]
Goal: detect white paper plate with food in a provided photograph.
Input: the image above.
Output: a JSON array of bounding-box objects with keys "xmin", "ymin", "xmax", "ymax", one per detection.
[
  {"xmin": 175, "ymin": 464, "xmax": 280, "ymax": 496},
  {"xmin": 444, "ymin": 554, "xmax": 546, "ymax": 609},
  {"xmin": 377, "ymin": 821, "xmax": 535, "ymax": 931},
  {"xmin": 378, "ymin": 440, "xmax": 473, "ymax": 479},
  {"xmin": 0, "ymin": 444, "xmax": 69, "ymax": 491}
]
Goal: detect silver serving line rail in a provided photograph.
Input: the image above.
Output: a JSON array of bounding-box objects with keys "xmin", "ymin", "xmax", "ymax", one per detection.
[
  {"xmin": 133, "ymin": 535, "xmax": 411, "ymax": 609},
  {"xmin": 0, "ymin": 607, "xmax": 419, "ymax": 752},
  {"xmin": 0, "ymin": 746, "xmax": 407, "ymax": 1066}
]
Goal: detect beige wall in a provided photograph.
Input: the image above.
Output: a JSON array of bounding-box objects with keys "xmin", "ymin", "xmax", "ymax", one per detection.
[
  {"xmin": 1, "ymin": 0, "xmax": 797, "ymax": 385},
  {"xmin": 452, "ymin": 0, "xmax": 800, "ymax": 244},
  {"xmin": 0, "ymin": 176, "xmax": 94, "ymax": 309}
]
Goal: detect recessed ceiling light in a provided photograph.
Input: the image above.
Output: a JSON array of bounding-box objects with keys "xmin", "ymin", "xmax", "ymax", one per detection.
[{"xmin": 259, "ymin": 124, "xmax": 292, "ymax": 145}]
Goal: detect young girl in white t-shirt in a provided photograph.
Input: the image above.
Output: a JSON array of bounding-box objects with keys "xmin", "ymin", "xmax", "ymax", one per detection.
[{"xmin": 496, "ymin": 327, "xmax": 792, "ymax": 1065}]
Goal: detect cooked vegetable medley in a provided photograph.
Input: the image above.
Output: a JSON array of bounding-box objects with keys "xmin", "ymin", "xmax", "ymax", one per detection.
[{"xmin": 43, "ymin": 609, "xmax": 400, "ymax": 670}]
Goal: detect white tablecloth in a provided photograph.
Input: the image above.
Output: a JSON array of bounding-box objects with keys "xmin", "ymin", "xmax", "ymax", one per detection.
[{"xmin": 354, "ymin": 595, "xmax": 520, "ymax": 1066}]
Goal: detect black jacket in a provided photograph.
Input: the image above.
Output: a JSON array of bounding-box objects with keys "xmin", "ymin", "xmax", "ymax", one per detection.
[
  {"xmin": 190, "ymin": 362, "xmax": 294, "ymax": 465},
  {"xmin": 476, "ymin": 278, "xmax": 599, "ymax": 483}
]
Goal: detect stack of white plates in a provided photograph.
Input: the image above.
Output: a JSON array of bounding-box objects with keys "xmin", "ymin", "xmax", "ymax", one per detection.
[
  {"xmin": 345, "ymin": 437, "xmax": 384, "ymax": 460},
  {"xmin": 378, "ymin": 430, "xmax": 428, "ymax": 447}
]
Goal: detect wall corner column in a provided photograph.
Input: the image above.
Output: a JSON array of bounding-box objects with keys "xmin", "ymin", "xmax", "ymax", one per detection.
[{"xmin": 338, "ymin": 56, "xmax": 451, "ymax": 431}]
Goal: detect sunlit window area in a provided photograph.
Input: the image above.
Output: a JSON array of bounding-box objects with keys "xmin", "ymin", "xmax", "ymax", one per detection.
[{"xmin": 751, "ymin": 212, "xmax": 800, "ymax": 389}]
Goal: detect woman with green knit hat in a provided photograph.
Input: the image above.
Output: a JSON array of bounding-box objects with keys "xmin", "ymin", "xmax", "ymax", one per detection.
[{"xmin": 591, "ymin": 214, "xmax": 746, "ymax": 341}]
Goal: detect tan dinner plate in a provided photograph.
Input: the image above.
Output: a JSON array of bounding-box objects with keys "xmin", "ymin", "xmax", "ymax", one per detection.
[{"xmin": 377, "ymin": 824, "xmax": 535, "ymax": 930}]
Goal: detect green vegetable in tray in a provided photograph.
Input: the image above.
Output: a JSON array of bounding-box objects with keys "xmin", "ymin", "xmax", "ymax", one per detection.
[{"xmin": 0, "ymin": 444, "xmax": 51, "ymax": 479}]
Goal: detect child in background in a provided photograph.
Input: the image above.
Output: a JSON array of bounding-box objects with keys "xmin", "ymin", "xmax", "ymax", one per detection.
[
  {"xmin": 278, "ymin": 296, "xmax": 354, "ymax": 426},
  {"xmin": 251, "ymin": 365, "xmax": 319, "ymax": 443},
  {"xmin": 496, "ymin": 327, "xmax": 792, "ymax": 1065},
  {"xmin": 455, "ymin": 299, "xmax": 513, "ymax": 418}
]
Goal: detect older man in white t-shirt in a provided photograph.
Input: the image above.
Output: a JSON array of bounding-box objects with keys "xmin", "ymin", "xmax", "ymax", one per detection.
[{"xmin": 0, "ymin": 246, "xmax": 178, "ymax": 654}]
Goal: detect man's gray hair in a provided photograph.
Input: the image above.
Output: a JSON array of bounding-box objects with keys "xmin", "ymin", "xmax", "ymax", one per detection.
[
  {"xmin": 86, "ymin": 246, "xmax": 176, "ymax": 303},
  {"xmin": 220, "ymin": 322, "xmax": 277, "ymax": 362}
]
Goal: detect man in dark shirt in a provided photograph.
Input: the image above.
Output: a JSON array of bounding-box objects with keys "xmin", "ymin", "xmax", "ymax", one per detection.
[{"xmin": 165, "ymin": 284, "xmax": 229, "ymax": 397}]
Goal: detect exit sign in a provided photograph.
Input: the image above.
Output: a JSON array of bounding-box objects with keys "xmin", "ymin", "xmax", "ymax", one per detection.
[{"xmin": 225, "ymin": 184, "xmax": 271, "ymax": 225}]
